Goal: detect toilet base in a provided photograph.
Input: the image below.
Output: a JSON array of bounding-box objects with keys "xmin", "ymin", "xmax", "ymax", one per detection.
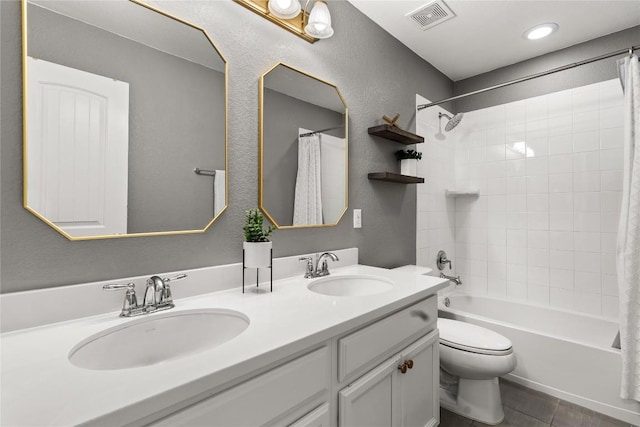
[{"xmin": 440, "ymin": 377, "xmax": 505, "ymax": 425}]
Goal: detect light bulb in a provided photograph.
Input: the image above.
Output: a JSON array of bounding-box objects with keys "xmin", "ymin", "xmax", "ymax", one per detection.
[
  {"xmin": 304, "ymin": 1, "xmax": 333, "ymax": 39},
  {"xmin": 268, "ymin": 0, "xmax": 301, "ymax": 20}
]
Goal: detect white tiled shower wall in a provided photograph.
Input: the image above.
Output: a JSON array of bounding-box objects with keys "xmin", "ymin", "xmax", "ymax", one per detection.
[
  {"xmin": 450, "ymin": 79, "xmax": 624, "ymax": 319},
  {"xmin": 415, "ymin": 95, "xmax": 456, "ymax": 275}
]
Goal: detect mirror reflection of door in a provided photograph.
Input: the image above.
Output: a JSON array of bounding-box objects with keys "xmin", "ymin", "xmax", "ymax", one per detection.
[
  {"xmin": 23, "ymin": 0, "xmax": 228, "ymax": 240},
  {"xmin": 27, "ymin": 57, "xmax": 129, "ymax": 236}
]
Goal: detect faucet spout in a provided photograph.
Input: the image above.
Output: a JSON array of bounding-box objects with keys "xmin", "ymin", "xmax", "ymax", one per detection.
[
  {"xmin": 440, "ymin": 272, "xmax": 462, "ymax": 286},
  {"xmin": 143, "ymin": 276, "xmax": 165, "ymax": 309},
  {"xmin": 315, "ymin": 252, "xmax": 339, "ymax": 277}
]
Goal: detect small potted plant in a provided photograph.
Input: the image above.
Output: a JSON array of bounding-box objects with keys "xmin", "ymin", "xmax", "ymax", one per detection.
[
  {"xmin": 395, "ymin": 149, "xmax": 422, "ymax": 176},
  {"xmin": 243, "ymin": 208, "xmax": 276, "ymax": 268}
]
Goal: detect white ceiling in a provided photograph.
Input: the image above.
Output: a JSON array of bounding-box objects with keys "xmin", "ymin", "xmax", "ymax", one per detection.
[{"xmin": 348, "ymin": 0, "xmax": 640, "ymax": 81}]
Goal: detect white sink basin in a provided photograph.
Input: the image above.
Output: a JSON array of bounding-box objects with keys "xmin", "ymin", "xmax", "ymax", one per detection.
[
  {"xmin": 307, "ymin": 275, "xmax": 394, "ymax": 297},
  {"xmin": 69, "ymin": 309, "xmax": 249, "ymax": 370}
]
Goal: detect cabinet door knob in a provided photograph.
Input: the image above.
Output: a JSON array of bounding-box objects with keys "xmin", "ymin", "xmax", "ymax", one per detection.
[
  {"xmin": 405, "ymin": 359, "xmax": 414, "ymax": 369},
  {"xmin": 397, "ymin": 362, "xmax": 408, "ymax": 374}
]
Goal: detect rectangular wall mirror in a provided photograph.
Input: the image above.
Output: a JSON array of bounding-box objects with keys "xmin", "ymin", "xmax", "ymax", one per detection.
[
  {"xmin": 22, "ymin": 0, "xmax": 228, "ymax": 240},
  {"xmin": 259, "ymin": 63, "xmax": 348, "ymax": 229}
]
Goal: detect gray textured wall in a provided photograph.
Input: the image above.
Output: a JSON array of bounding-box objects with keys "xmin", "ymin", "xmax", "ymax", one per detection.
[
  {"xmin": 453, "ymin": 26, "xmax": 640, "ymax": 112},
  {"xmin": 28, "ymin": 4, "xmax": 226, "ymax": 234},
  {"xmin": 262, "ymin": 88, "xmax": 344, "ymax": 226},
  {"xmin": 0, "ymin": 0, "xmax": 453, "ymax": 293}
]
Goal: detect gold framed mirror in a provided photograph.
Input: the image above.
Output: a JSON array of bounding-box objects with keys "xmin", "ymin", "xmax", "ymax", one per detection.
[
  {"xmin": 22, "ymin": 0, "xmax": 227, "ymax": 240},
  {"xmin": 259, "ymin": 63, "xmax": 348, "ymax": 229}
]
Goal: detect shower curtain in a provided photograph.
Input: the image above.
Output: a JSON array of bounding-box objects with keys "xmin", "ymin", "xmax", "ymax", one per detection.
[
  {"xmin": 293, "ymin": 132, "xmax": 323, "ymax": 225},
  {"xmin": 617, "ymin": 54, "xmax": 640, "ymax": 402}
]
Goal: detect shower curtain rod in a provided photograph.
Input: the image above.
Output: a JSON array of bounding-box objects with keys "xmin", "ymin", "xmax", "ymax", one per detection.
[
  {"xmin": 299, "ymin": 125, "xmax": 345, "ymax": 137},
  {"xmin": 417, "ymin": 44, "xmax": 640, "ymax": 110}
]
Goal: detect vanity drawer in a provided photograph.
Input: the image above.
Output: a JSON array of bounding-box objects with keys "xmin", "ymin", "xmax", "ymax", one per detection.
[
  {"xmin": 289, "ymin": 403, "xmax": 330, "ymax": 427},
  {"xmin": 153, "ymin": 346, "xmax": 329, "ymax": 426},
  {"xmin": 338, "ymin": 296, "xmax": 436, "ymax": 381}
]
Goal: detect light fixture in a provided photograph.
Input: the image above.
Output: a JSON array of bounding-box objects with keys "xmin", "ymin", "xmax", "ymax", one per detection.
[
  {"xmin": 524, "ymin": 23, "xmax": 559, "ymax": 40},
  {"xmin": 268, "ymin": 0, "xmax": 301, "ymax": 20},
  {"xmin": 233, "ymin": 0, "xmax": 334, "ymax": 43},
  {"xmin": 304, "ymin": 1, "xmax": 333, "ymax": 39}
]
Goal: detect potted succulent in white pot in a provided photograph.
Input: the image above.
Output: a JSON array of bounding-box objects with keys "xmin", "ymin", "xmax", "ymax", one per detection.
[
  {"xmin": 243, "ymin": 208, "xmax": 276, "ymax": 268},
  {"xmin": 395, "ymin": 149, "xmax": 422, "ymax": 176}
]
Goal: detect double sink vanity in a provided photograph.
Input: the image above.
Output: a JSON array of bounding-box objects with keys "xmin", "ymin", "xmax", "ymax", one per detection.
[
  {"xmin": 10, "ymin": 1, "xmax": 448, "ymax": 424},
  {"xmin": 9, "ymin": 0, "xmax": 447, "ymax": 424},
  {"xmin": 1, "ymin": 255, "xmax": 448, "ymax": 426}
]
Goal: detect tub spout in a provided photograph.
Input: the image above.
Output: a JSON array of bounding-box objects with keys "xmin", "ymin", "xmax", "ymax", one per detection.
[{"xmin": 440, "ymin": 272, "xmax": 462, "ymax": 286}]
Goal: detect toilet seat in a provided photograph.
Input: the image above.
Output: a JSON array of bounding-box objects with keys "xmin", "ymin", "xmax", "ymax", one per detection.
[{"xmin": 438, "ymin": 318, "xmax": 513, "ymax": 356}]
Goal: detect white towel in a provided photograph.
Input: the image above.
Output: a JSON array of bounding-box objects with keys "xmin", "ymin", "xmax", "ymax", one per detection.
[
  {"xmin": 213, "ymin": 170, "xmax": 226, "ymax": 216},
  {"xmin": 616, "ymin": 54, "xmax": 640, "ymax": 402},
  {"xmin": 293, "ymin": 130, "xmax": 322, "ymax": 225}
]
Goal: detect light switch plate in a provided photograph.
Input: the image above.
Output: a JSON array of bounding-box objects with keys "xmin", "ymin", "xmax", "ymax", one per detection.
[{"xmin": 353, "ymin": 209, "xmax": 362, "ymax": 228}]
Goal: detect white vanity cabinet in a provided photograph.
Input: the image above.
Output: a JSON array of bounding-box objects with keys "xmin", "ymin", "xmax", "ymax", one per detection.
[
  {"xmin": 147, "ymin": 296, "xmax": 439, "ymax": 427},
  {"xmin": 338, "ymin": 331, "xmax": 439, "ymax": 427},
  {"xmin": 337, "ymin": 297, "xmax": 439, "ymax": 427},
  {"xmin": 150, "ymin": 346, "xmax": 330, "ymax": 427},
  {"xmin": 290, "ymin": 403, "xmax": 331, "ymax": 426}
]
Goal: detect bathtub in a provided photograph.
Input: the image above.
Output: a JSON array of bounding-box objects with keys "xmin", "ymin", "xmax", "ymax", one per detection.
[{"xmin": 438, "ymin": 293, "xmax": 640, "ymax": 425}]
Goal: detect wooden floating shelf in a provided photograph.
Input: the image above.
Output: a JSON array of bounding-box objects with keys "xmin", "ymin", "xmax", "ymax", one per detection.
[
  {"xmin": 368, "ymin": 125, "xmax": 424, "ymax": 145},
  {"xmin": 368, "ymin": 172, "xmax": 425, "ymax": 184}
]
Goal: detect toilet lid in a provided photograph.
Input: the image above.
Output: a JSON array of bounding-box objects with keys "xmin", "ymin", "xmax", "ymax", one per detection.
[{"xmin": 438, "ymin": 318, "xmax": 513, "ymax": 355}]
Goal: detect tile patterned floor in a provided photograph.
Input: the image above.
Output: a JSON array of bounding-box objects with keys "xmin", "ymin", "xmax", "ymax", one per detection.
[{"xmin": 439, "ymin": 379, "xmax": 638, "ymax": 427}]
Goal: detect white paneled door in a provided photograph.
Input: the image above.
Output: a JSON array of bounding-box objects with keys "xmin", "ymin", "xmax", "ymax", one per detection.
[{"xmin": 27, "ymin": 57, "xmax": 129, "ymax": 237}]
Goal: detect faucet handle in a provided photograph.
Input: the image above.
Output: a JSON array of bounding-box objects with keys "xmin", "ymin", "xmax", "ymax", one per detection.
[
  {"xmin": 436, "ymin": 250, "xmax": 452, "ymax": 270},
  {"xmin": 103, "ymin": 282, "xmax": 135, "ymax": 291},
  {"xmin": 163, "ymin": 273, "xmax": 187, "ymax": 283},
  {"xmin": 103, "ymin": 283, "xmax": 138, "ymax": 317},
  {"xmin": 159, "ymin": 273, "xmax": 187, "ymax": 305},
  {"xmin": 299, "ymin": 257, "xmax": 314, "ymax": 278}
]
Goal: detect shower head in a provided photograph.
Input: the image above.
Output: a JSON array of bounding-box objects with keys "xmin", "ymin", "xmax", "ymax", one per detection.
[{"xmin": 439, "ymin": 112, "xmax": 464, "ymax": 132}]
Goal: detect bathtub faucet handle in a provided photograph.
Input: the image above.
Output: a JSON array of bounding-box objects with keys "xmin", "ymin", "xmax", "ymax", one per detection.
[{"xmin": 437, "ymin": 250, "xmax": 452, "ymax": 270}]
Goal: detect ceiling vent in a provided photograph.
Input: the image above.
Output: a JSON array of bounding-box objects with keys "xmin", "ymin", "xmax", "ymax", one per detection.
[{"xmin": 406, "ymin": 0, "xmax": 456, "ymax": 31}]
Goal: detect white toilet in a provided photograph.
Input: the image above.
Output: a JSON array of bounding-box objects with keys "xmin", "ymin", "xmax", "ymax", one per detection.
[{"xmin": 438, "ymin": 318, "xmax": 517, "ymax": 425}]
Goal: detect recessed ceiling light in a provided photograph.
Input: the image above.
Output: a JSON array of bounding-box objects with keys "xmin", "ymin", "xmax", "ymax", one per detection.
[{"xmin": 524, "ymin": 23, "xmax": 559, "ymax": 40}]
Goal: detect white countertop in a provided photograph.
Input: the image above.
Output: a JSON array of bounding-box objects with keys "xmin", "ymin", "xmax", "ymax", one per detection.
[{"xmin": 1, "ymin": 265, "xmax": 448, "ymax": 426}]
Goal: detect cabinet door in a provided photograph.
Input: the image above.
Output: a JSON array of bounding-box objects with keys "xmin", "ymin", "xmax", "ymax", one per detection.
[
  {"xmin": 398, "ymin": 330, "xmax": 440, "ymax": 427},
  {"xmin": 339, "ymin": 355, "xmax": 402, "ymax": 427},
  {"xmin": 289, "ymin": 403, "xmax": 330, "ymax": 427}
]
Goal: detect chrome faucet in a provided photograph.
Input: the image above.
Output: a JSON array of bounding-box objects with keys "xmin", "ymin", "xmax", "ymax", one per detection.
[
  {"xmin": 104, "ymin": 273, "xmax": 187, "ymax": 317},
  {"xmin": 436, "ymin": 249, "xmax": 461, "ymax": 285},
  {"xmin": 298, "ymin": 252, "xmax": 340, "ymax": 278},
  {"xmin": 440, "ymin": 272, "xmax": 462, "ymax": 286},
  {"xmin": 315, "ymin": 252, "xmax": 339, "ymax": 277}
]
